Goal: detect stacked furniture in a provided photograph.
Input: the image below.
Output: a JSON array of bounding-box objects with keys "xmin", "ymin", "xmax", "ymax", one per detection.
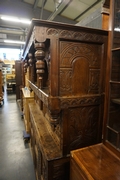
[
  {"xmin": 15, "ymin": 60, "xmax": 23, "ymax": 100},
  {"xmin": 0, "ymin": 69, "xmax": 4, "ymax": 106},
  {"xmin": 70, "ymin": 0, "xmax": 120, "ymax": 179},
  {"xmin": 22, "ymin": 19, "xmax": 108, "ymax": 180},
  {"xmin": 6, "ymin": 74, "xmax": 16, "ymax": 93},
  {"xmin": 21, "ymin": 87, "xmax": 34, "ymax": 133}
]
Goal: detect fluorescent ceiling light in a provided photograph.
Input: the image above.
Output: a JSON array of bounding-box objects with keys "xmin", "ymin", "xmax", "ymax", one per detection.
[
  {"xmin": 114, "ymin": 27, "xmax": 120, "ymax": 32},
  {"xmin": 1, "ymin": 16, "xmax": 31, "ymax": 24},
  {"xmin": 4, "ymin": 40, "xmax": 25, "ymax": 44}
]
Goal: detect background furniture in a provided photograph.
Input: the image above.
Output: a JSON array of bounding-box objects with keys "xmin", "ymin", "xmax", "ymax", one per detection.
[
  {"xmin": 6, "ymin": 74, "xmax": 16, "ymax": 93},
  {"xmin": 0, "ymin": 69, "xmax": 4, "ymax": 106},
  {"xmin": 21, "ymin": 87, "xmax": 34, "ymax": 133},
  {"xmin": 15, "ymin": 60, "xmax": 24, "ymax": 100}
]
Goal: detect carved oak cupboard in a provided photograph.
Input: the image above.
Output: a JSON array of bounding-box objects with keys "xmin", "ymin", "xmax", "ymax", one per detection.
[{"xmin": 22, "ymin": 19, "xmax": 108, "ymax": 180}]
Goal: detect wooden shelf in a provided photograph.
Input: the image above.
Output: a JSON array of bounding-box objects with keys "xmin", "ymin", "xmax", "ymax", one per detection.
[
  {"xmin": 110, "ymin": 80, "xmax": 120, "ymax": 84},
  {"xmin": 112, "ymin": 47, "xmax": 120, "ymax": 51},
  {"xmin": 107, "ymin": 125, "xmax": 120, "ymax": 133},
  {"xmin": 112, "ymin": 98, "xmax": 120, "ymax": 105}
]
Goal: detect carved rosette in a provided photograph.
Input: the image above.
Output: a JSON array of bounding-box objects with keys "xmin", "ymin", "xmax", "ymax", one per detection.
[{"xmin": 34, "ymin": 42, "xmax": 45, "ymax": 88}]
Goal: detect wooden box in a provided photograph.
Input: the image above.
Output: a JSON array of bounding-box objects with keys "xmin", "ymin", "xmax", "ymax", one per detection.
[{"xmin": 70, "ymin": 143, "xmax": 120, "ymax": 180}]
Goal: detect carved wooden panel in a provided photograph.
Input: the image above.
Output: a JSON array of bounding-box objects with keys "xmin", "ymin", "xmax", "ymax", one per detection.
[
  {"xmin": 59, "ymin": 41, "xmax": 102, "ymax": 96},
  {"xmin": 63, "ymin": 106, "xmax": 100, "ymax": 154},
  {"xmin": 60, "ymin": 96, "xmax": 101, "ymax": 109},
  {"xmin": 34, "ymin": 26, "xmax": 105, "ymax": 43}
]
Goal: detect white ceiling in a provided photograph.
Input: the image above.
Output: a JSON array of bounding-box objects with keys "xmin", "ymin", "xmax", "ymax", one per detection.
[{"xmin": 0, "ymin": 0, "xmax": 105, "ymax": 50}]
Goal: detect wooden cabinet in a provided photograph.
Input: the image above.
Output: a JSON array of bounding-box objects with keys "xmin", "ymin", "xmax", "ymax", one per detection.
[
  {"xmin": 22, "ymin": 19, "xmax": 108, "ymax": 179},
  {"xmin": 22, "ymin": 88, "xmax": 34, "ymax": 133},
  {"xmin": 70, "ymin": 1, "xmax": 120, "ymax": 179},
  {"xmin": 103, "ymin": 0, "xmax": 120, "ymax": 156}
]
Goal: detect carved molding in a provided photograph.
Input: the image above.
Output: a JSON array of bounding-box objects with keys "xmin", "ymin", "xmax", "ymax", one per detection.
[
  {"xmin": 29, "ymin": 80, "xmax": 102, "ymax": 109},
  {"xmin": 33, "ymin": 26, "xmax": 105, "ymax": 43},
  {"xmin": 60, "ymin": 96, "xmax": 101, "ymax": 109},
  {"xmin": 46, "ymin": 28, "xmax": 103, "ymax": 42}
]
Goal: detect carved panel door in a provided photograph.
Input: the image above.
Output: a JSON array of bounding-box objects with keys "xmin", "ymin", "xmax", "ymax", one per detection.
[{"xmin": 59, "ymin": 41, "xmax": 106, "ymax": 154}]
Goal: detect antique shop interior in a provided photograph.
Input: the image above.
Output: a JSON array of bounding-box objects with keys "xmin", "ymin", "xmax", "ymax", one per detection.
[{"xmin": 1, "ymin": 0, "xmax": 120, "ymax": 179}]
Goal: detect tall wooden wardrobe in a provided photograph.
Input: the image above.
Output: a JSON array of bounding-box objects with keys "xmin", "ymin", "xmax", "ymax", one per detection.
[{"xmin": 22, "ymin": 19, "xmax": 108, "ymax": 179}]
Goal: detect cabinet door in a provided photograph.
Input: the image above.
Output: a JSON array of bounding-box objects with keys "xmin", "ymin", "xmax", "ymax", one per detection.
[{"xmin": 104, "ymin": 0, "xmax": 120, "ymax": 153}]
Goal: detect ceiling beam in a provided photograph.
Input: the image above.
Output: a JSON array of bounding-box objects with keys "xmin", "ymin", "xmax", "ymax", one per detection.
[
  {"xmin": 40, "ymin": 0, "xmax": 47, "ymax": 19},
  {"xmin": 47, "ymin": 0, "xmax": 72, "ymax": 21},
  {"xmin": 33, "ymin": 0, "xmax": 40, "ymax": 9},
  {"xmin": 74, "ymin": 0, "xmax": 102, "ymax": 21},
  {"xmin": 0, "ymin": 28, "xmax": 25, "ymax": 35}
]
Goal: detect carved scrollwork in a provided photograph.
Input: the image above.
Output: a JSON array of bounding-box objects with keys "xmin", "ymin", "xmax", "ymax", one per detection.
[
  {"xmin": 89, "ymin": 70, "xmax": 100, "ymax": 93},
  {"xmin": 47, "ymin": 28, "xmax": 59, "ymax": 36},
  {"xmin": 46, "ymin": 28, "xmax": 104, "ymax": 42},
  {"xmin": 59, "ymin": 42, "xmax": 101, "ymax": 95},
  {"xmin": 60, "ymin": 42, "xmax": 99, "ymax": 67},
  {"xmin": 60, "ymin": 69, "xmax": 72, "ymax": 95},
  {"xmin": 60, "ymin": 96, "xmax": 101, "ymax": 109},
  {"xmin": 67, "ymin": 106, "xmax": 99, "ymax": 152}
]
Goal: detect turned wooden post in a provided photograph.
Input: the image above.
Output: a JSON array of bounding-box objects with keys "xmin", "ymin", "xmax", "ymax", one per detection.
[
  {"xmin": 28, "ymin": 53, "xmax": 34, "ymax": 83},
  {"xmin": 34, "ymin": 42, "xmax": 45, "ymax": 89},
  {"xmin": 24, "ymin": 60, "xmax": 28, "ymax": 74},
  {"xmin": 34, "ymin": 42, "xmax": 45, "ymax": 110}
]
